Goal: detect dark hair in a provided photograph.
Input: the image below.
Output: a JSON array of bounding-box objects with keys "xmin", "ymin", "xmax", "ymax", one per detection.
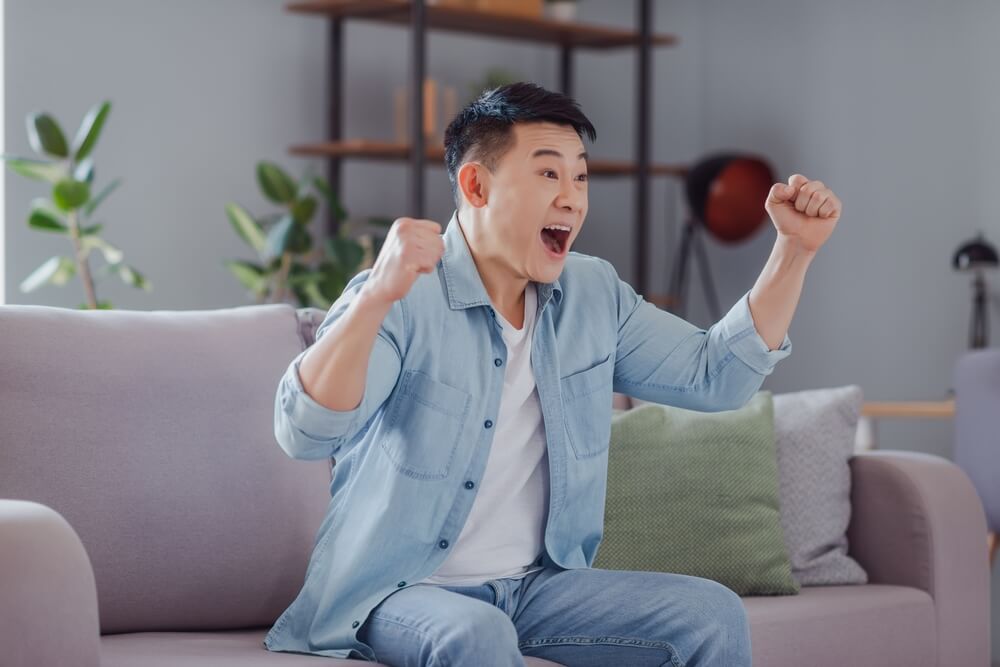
[{"xmin": 443, "ymin": 82, "xmax": 597, "ymax": 207}]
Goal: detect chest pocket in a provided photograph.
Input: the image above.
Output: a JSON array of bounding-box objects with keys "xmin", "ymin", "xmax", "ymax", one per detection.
[
  {"xmin": 560, "ymin": 354, "xmax": 615, "ymax": 459},
  {"xmin": 380, "ymin": 370, "xmax": 471, "ymax": 481}
]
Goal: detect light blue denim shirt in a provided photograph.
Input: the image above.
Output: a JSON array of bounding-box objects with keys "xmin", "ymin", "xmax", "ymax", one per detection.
[{"xmin": 263, "ymin": 212, "xmax": 792, "ymax": 660}]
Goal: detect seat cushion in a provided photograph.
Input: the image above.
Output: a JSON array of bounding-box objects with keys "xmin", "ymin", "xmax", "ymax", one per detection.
[
  {"xmin": 101, "ymin": 628, "xmax": 564, "ymax": 666},
  {"xmin": 0, "ymin": 304, "xmax": 333, "ymax": 633},
  {"xmin": 744, "ymin": 584, "xmax": 936, "ymax": 666}
]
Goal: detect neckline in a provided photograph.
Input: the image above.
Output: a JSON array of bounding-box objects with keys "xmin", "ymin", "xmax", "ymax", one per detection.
[{"xmin": 494, "ymin": 283, "xmax": 537, "ymax": 333}]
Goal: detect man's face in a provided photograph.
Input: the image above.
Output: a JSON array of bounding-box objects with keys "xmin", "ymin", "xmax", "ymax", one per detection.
[{"xmin": 476, "ymin": 122, "xmax": 589, "ymax": 285}]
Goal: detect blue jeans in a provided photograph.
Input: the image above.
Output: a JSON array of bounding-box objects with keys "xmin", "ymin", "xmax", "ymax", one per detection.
[{"xmin": 356, "ymin": 566, "xmax": 751, "ymax": 666}]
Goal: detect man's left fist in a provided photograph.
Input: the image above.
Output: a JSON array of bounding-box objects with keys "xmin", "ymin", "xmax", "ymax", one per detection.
[{"xmin": 764, "ymin": 174, "xmax": 841, "ymax": 254}]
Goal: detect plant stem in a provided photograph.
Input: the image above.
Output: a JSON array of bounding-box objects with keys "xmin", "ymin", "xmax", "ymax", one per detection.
[
  {"xmin": 67, "ymin": 210, "xmax": 98, "ymax": 309},
  {"xmin": 273, "ymin": 251, "xmax": 293, "ymax": 304}
]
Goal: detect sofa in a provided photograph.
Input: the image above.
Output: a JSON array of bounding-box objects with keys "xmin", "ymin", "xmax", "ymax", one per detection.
[{"xmin": 0, "ymin": 303, "xmax": 990, "ymax": 667}]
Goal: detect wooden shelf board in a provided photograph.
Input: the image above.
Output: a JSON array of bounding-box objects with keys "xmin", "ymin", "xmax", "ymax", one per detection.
[
  {"xmin": 861, "ymin": 399, "xmax": 956, "ymax": 419},
  {"xmin": 285, "ymin": 0, "xmax": 678, "ymax": 49},
  {"xmin": 289, "ymin": 139, "xmax": 687, "ymax": 177}
]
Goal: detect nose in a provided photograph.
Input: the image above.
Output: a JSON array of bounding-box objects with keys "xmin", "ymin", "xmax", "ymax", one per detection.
[{"xmin": 554, "ymin": 178, "xmax": 585, "ymax": 214}]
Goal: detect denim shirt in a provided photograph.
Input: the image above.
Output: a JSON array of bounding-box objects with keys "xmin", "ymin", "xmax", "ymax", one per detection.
[{"xmin": 263, "ymin": 212, "xmax": 792, "ymax": 660}]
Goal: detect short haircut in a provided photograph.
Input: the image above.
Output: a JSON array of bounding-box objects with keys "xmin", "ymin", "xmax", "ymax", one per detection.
[{"xmin": 443, "ymin": 82, "xmax": 597, "ymax": 207}]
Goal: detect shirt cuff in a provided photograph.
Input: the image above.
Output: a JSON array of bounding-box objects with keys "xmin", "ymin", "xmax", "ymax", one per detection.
[
  {"xmin": 718, "ymin": 290, "xmax": 792, "ymax": 376},
  {"xmin": 279, "ymin": 357, "xmax": 364, "ymax": 440}
]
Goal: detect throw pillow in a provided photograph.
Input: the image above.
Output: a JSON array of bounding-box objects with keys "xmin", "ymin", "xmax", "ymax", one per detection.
[
  {"xmin": 594, "ymin": 392, "xmax": 800, "ymax": 596},
  {"xmin": 772, "ymin": 386, "xmax": 868, "ymax": 585}
]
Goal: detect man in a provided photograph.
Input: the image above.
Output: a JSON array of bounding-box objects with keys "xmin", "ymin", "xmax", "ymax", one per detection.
[{"xmin": 263, "ymin": 82, "xmax": 840, "ymax": 665}]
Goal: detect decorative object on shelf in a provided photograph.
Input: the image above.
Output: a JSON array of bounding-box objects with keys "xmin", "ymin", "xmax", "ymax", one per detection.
[
  {"xmin": 224, "ymin": 161, "xmax": 389, "ymax": 309},
  {"xmin": 544, "ymin": 0, "xmax": 577, "ymax": 22},
  {"xmin": 951, "ymin": 231, "xmax": 998, "ymax": 349},
  {"xmin": 2, "ymin": 100, "xmax": 149, "ymax": 309},
  {"xmin": 394, "ymin": 78, "xmax": 458, "ymax": 146},
  {"xmin": 665, "ymin": 152, "xmax": 774, "ymax": 320},
  {"xmin": 429, "ymin": 0, "xmax": 541, "ymax": 17}
]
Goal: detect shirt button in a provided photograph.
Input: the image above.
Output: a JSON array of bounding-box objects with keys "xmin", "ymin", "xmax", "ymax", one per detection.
[
  {"xmin": 439, "ymin": 539, "xmax": 449, "ymax": 549},
  {"xmin": 484, "ymin": 420, "xmax": 493, "ymax": 429},
  {"xmin": 351, "ymin": 620, "xmax": 360, "ymax": 628},
  {"xmin": 465, "ymin": 480, "xmax": 475, "ymax": 489},
  {"xmin": 494, "ymin": 358, "xmax": 503, "ymax": 367},
  {"xmin": 489, "ymin": 308, "xmax": 496, "ymax": 317},
  {"xmin": 397, "ymin": 581, "xmax": 406, "ymax": 588}
]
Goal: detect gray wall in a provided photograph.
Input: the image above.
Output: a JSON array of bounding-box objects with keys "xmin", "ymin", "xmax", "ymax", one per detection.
[{"xmin": 5, "ymin": 0, "xmax": 998, "ymax": 657}]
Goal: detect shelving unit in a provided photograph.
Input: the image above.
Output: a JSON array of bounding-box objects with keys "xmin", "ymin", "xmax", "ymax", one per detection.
[{"xmin": 285, "ymin": 0, "xmax": 681, "ymax": 294}]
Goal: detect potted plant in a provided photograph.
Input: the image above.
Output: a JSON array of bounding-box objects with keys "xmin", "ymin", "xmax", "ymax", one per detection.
[
  {"xmin": 225, "ymin": 161, "xmax": 389, "ymax": 309},
  {"xmin": 2, "ymin": 101, "xmax": 149, "ymax": 309}
]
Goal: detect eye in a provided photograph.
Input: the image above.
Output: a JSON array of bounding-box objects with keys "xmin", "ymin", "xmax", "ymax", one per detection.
[
  {"xmin": 576, "ymin": 173, "xmax": 589, "ymax": 182},
  {"xmin": 542, "ymin": 170, "xmax": 558, "ymax": 179}
]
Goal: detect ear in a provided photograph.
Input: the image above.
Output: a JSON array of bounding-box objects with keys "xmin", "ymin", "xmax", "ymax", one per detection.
[{"xmin": 457, "ymin": 162, "xmax": 489, "ymax": 209}]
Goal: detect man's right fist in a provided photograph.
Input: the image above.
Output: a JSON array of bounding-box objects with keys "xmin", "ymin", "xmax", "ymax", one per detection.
[{"xmin": 362, "ymin": 217, "xmax": 445, "ymax": 305}]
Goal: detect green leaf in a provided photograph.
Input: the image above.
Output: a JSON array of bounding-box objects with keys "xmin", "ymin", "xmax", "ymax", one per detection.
[
  {"xmin": 265, "ymin": 214, "xmax": 295, "ymax": 260},
  {"xmin": 52, "ymin": 179, "xmax": 91, "ymax": 212},
  {"xmin": 303, "ymin": 281, "xmax": 332, "ymax": 309},
  {"xmin": 225, "ymin": 203, "xmax": 266, "ymax": 253},
  {"xmin": 83, "ymin": 178, "xmax": 120, "ymax": 218},
  {"xmin": 327, "ymin": 236, "xmax": 365, "ymax": 274},
  {"xmin": 74, "ymin": 158, "xmax": 94, "ymax": 184},
  {"xmin": 117, "ymin": 264, "xmax": 151, "ymax": 290},
  {"xmin": 81, "ymin": 235, "xmax": 124, "ymax": 264},
  {"xmin": 73, "ymin": 101, "xmax": 111, "ymax": 162},
  {"xmin": 3, "ymin": 155, "xmax": 66, "ymax": 182},
  {"xmin": 20, "ymin": 256, "xmax": 76, "ymax": 292},
  {"xmin": 80, "ymin": 222, "xmax": 104, "ymax": 236},
  {"xmin": 313, "ymin": 176, "xmax": 348, "ymax": 220},
  {"xmin": 27, "ymin": 200, "xmax": 68, "ymax": 233},
  {"xmin": 224, "ymin": 259, "xmax": 269, "ymax": 294},
  {"xmin": 287, "ymin": 223, "xmax": 312, "ymax": 254},
  {"xmin": 256, "ymin": 162, "xmax": 296, "ymax": 205},
  {"xmin": 291, "ymin": 195, "xmax": 318, "ymax": 225},
  {"xmin": 317, "ymin": 260, "xmax": 348, "ymax": 302},
  {"xmin": 26, "ymin": 113, "xmax": 69, "ymax": 158}
]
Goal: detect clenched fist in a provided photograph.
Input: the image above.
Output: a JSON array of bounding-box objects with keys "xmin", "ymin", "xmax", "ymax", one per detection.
[
  {"xmin": 765, "ymin": 174, "xmax": 842, "ymax": 255},
  {"xmin": 362, "ymin": 217, "xmax": 445, "ymax": 305}
]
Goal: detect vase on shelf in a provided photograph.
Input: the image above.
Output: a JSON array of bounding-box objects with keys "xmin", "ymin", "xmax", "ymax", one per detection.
[{"xmin": 545, "ymin": 0, "xmax": 577, "ymax": 22}]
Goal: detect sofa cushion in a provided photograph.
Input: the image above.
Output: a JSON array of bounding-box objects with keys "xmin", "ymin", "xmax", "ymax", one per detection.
[
  {"xmin": 744, "ymin": 584, "xmax": 935, "ymax": 666},
  {"xmin": 0, "ymin": 304, "xmax": 332, "ymax": 633},
  {"xmin": 100, "ymin": 628, "xmax": 565, "ymax": 666},
  {"xmin": 594, "ymin": 393, "xmax": 799, "ymax": 595},
  {"xmin": 772, "ymin": 386, "xmax": 868, "ymax": 585}
]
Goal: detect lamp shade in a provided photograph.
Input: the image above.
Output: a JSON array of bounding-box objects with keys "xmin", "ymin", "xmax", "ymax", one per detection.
[
  {"xmin": 952, "ymin": 233, "xmax": 999, "ymax": 271},
  {"xmin": 684, "ymin": 153, "xmax": 775, "ymax": 244}
]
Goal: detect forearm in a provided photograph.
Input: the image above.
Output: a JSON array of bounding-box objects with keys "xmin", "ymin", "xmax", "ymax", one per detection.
[
  {"xmin": 297, "ymin": 285, "xmax": 394, "ymax": 412},
  {"xmin": 747, "ymin": 236, "xmax": 814, "ymax": 351}
]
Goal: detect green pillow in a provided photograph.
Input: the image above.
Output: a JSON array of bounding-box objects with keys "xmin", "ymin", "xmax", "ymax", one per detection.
[{"xmin": 594, "ymin": 391, "xmax": 799, "ymax": 596}]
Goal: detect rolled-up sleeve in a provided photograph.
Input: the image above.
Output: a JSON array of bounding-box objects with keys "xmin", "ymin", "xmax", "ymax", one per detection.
[
  {"xmin": 606, "ymin": 259, "xmax": 791, "ymax": 412},
  {"xmin": 274, "ymin": 271, "xmax": 405, "ymax": 460}
]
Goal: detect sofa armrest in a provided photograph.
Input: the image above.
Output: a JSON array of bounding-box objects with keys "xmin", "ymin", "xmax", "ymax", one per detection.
[
  {"xmin": 0, "ymin": 500, "xmax": 100, "ymax": 667},
  {"xmin": 846, "ymin": 451, "xmax": 990, "ymax": 667}
]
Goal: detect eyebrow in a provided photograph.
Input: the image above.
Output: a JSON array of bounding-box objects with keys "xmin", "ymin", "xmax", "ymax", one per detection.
[{"xmin": 531, "ymin": 148, "xmax": 589, "ymax": 161}]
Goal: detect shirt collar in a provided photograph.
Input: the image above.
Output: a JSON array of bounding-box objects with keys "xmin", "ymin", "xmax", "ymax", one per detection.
[{"xmin": 440, "ymin": 210, "xmax": 563, "ymax": 311}]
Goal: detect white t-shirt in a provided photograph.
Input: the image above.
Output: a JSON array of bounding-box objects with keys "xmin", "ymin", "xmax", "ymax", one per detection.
[{"xmin": 418, "ymin": 283, "xmax": 549, "ymax": 586}]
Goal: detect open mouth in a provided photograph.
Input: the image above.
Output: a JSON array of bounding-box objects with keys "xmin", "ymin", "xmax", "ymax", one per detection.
[{"xmin": 540, "ymin": 225, "xmax": 571, "ymax": 257}]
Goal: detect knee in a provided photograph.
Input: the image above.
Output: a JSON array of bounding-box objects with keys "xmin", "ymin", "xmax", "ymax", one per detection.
[
  {"xmin": 432, "ymin": 604, "xmax": 521, "ymax": 666},
  {"xmin": 690, "ymin": 579, "xmax": 751, "ymax": 666}
]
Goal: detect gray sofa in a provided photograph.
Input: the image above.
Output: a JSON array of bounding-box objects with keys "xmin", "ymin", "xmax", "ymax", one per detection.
[{"xmin": 0, "ymin": 303, "xmax": 990, "ymax": 667}]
